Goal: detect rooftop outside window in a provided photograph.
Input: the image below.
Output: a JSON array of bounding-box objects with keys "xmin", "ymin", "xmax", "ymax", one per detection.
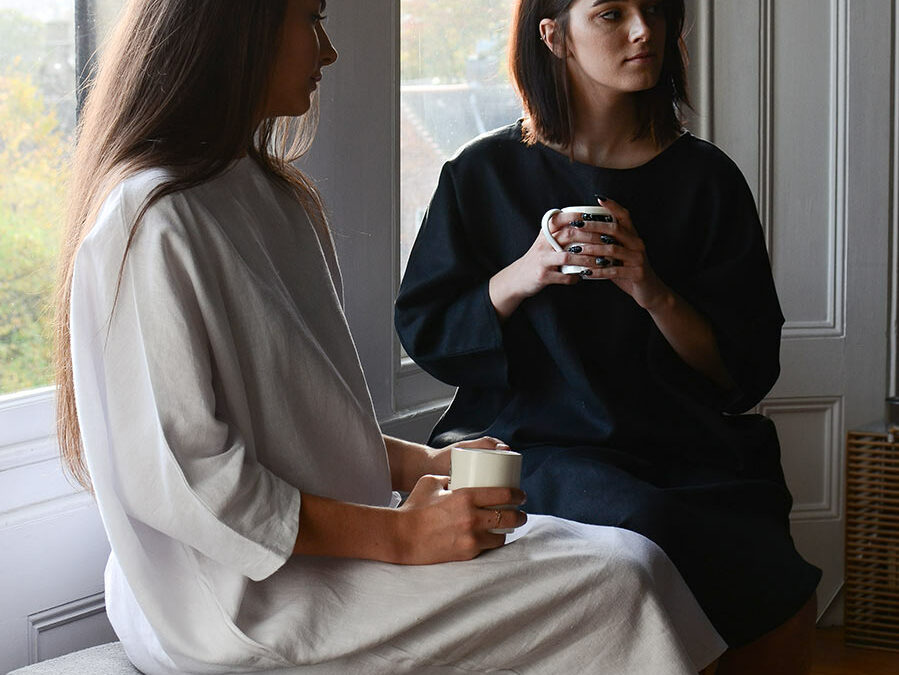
[{"xmin": 399, "ymin": 0, "xmax": 520, "ymax": 277}]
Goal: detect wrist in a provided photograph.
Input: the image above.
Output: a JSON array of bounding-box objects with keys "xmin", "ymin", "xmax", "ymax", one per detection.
[
  {"xmin": 427, "ymin": 445, "xmax": 451, "ymax": 476},
  {"xmin": 388, "ymin": 506, "xmax": 415, "ymax": 565},
  {"xmin": 642, "ymin": 283, "xmax": 675, "ymax": 315},
  {"xmin": 489, "ymin": 265, "xmax": 528, "ymax": 321}
]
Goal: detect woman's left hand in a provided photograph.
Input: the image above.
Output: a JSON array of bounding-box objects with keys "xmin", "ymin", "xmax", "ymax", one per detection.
[
  {"xmin": 591, "ymin": 197, "xmax": 672, "ymax": 311},
  {"xmin": 593, "ymin": 198, "xmax": 736, "ymax": 390},
  {"xmin": 430, "ymin": 436, "xmax": 510, "ymax": 476}
]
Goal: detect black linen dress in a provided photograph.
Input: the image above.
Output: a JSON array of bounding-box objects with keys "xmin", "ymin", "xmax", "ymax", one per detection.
[{"xmin": 395, "ymin": 122, "xmax": 822, "ymax": 648}]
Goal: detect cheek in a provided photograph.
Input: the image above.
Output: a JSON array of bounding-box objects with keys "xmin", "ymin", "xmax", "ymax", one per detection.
[{"xmin": 301, "ymin": 31, "xmax": 321, "ymax": 66}]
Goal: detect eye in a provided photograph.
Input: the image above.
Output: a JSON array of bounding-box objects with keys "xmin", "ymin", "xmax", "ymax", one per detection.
[
  {"xmin": 597, "ymin": 9, "xmax": 622, "ymax": 21},
  {"xmin": 645, "ymin": 2, "xmax": 664, "ymax": 17}
]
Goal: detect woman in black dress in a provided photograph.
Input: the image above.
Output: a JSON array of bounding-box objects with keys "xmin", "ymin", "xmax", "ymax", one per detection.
[{"xmin": 395, "ymin": 0, "xmax": 821, "ymax": 672}]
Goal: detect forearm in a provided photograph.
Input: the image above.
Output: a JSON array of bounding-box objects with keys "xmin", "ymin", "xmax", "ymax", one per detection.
[
  {"xmin": 293, "ymin": 479, "xmax": 525, "ymax": 566},
  {"xmin": 384, "ymin": 435, "xmax": 444, "ymax": 492},
  {"xmin": 293, "ymin": 493, "xmax": 405, "ymax": 562},
  {"xmin": 646, "ymin": 288, "xmax": 735, "ymax": 391}
]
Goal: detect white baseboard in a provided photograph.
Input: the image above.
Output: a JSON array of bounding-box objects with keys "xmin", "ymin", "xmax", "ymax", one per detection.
[{"xmin": 818, "ymin": 583, "xmax": 844, "ymax": 627}]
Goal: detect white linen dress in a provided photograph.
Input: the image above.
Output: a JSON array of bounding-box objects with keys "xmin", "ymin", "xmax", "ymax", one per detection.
[{"xmin": 70, "ymin": 157, "xmax": 726, "ymax": 674}]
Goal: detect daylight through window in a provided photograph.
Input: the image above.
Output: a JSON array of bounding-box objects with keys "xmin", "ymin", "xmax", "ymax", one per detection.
[
  {"xmin": 399, "ymin": 0, "xmax": 520, "ymax": 277},
  {"xmin": 0, "ymin": 0, "xmax": 76, "ymax": 394}
]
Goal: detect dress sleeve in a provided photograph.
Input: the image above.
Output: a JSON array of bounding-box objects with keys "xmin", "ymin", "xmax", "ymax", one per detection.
[
  {"xmin": 395, "ymin": 163, "xmax": 509, "ymax": 387},
  {"xmin": 649, "ymin": 161, "xmax": 785, "ymax": 414},
  {"xmin": 72, "ymin": 199, "xmax": 300, "ymax": 581}
]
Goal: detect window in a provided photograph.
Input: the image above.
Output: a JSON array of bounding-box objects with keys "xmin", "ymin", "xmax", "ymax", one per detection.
[
  {"xmin": 0, "ymin": 1, "xmax": 121, "ymax": 490},
  {"xmin": 1, "ymin": 1, "xmax": 521, "ymax": 449},
  {"xmin": 399, "ymin": 0, "xmax": 520, "ymax": 276},
  {"xmin": 0, "ymin": 0, "xmax": 75, "ymax": 395},
  {"xmin": 0, "ymin": 0, "xmax": 120, "ymax": 398},
  {"xmin": 394, "ymin": 0, "xmax": 520, "ymax": 412}
]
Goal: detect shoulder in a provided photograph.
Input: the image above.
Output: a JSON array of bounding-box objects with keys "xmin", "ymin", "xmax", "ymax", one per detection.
[
  {"xmin": 671, "ymin": 133, "xmax": 748, "ymax": 187},
  {"xmin": 445, "ymin": 121, "xmax": 528, "ymax": 172},
  {"xmin": 83, "ymin": 161, "xmax": 256, "ymax": 256},
  {"xmin": 81, "ymin": 167, "xmax": 176, "ymax": 256}
]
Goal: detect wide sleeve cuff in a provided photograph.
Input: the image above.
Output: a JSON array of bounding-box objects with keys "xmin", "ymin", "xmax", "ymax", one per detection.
[{"xmin": 396, "ymin": 281, "xmax": 509, "ymax": 388}]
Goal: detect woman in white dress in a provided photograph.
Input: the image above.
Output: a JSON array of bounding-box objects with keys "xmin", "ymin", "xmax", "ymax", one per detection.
[{"xmin": 54, "ymin": 1, "xmax": 725, "ymax": 673}]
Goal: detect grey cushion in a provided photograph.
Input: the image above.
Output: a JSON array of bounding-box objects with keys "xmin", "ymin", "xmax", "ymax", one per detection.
[{"xmin": 7, "ymin": 642, "xmax": 140, "ymax": 674}]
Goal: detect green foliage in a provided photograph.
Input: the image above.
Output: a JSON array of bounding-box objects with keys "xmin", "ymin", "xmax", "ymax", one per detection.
[
  {"xmin": 0, "ymin": 67, "xmax": 71, "ymax": 393},
  {"xmin": 400, "ymin": 0, "xmax": 516, "ymax": 83}
]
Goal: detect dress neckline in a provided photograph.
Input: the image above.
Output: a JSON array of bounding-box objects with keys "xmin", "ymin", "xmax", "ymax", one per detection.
[{"xmin": 525, "ymin": 122, "xmax": 691, "ymax": 173}]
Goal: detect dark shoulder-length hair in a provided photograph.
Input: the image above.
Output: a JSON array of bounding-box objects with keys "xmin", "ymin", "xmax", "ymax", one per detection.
[
  {"xmin": 55, "ymin": 0, "xmax": 328, "ymax": 491},
  {"xmin": 510, "ymin": 0, "xmax": 691, "ymax": 148}
]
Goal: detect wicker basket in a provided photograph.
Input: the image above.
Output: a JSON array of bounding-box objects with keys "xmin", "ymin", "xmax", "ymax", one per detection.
[{"xmin": 845, "ymin": 425, "xmax": 899, "ymax": 651}]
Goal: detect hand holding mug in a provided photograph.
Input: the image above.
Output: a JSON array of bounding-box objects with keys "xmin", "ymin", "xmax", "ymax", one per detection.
[
  {"xmin": 541, "ymin": 205, "xmax": 619, "ymax": 275},
  {"xmin": 449, "ymin": 446, "xmax": 523, "ymax": 534},
  {"xmin": 399, "ymin": 474, "xmax": 527, "ymax": 564},
  {"xmin": 587, "ymin": 197, "xmax": 671, "ymax": 311},
  {"xmin": 430, "ymin": 436, "xmax": 510, "ymax": 478},
  {"xmin": 488, "ymin": 196, "xmax": 667, "ymax": 320}
]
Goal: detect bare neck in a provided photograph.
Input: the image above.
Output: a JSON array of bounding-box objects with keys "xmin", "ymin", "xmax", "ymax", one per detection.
[{"xmin": 543, "ymin": 88, "xmax": 665, "ymax": 169}]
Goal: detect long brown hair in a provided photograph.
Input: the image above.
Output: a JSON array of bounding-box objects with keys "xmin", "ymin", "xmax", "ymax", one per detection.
[
  {"xmin": 510, "ymin": 0, "xmax": 691, "ymax": 148},
  {"xmin": 55, "ymin": 0, "xmax": 327, "ymax": 491}
]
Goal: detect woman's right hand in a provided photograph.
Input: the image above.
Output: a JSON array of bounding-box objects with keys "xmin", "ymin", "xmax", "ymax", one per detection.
[
  {"xmin": 488, "ymin": 210, "xmax": 606, "ymax": 320},
  {"xmin": 396, "ymin": 475, "xmax": 527, "ymax": 565}
]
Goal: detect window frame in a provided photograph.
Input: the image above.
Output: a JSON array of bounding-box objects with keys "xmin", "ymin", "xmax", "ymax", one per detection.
[{"xmin": 300, "ymin": 0, "xmax": 453, "ymax": 433}]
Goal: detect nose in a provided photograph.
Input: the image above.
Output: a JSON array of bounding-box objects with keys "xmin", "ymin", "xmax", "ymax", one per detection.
[
  {"xmin": 628, "ymin": 11, "xmax": 652, "ymax": 43},
  {"xmin": 318, "ymin": 24, "xmax": 338, "ymax": 66}
]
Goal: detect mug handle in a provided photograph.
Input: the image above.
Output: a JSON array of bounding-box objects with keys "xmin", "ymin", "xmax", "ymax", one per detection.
[{"xmin": 540, "ymin": 208, "xmax": 563, "ymax": 252}]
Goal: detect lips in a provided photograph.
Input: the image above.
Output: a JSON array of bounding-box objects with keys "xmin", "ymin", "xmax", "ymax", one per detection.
[{"xmin": 625, "ymin": 52, "xmax": 655, "ymax": 63}]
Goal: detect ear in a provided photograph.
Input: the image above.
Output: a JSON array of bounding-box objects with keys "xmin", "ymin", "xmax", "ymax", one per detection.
[{"xmin": 539, "ymin": 18, "xmax": 564, "ymax": 59}]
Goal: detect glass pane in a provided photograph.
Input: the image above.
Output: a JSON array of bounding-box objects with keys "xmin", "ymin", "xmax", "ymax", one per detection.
[
  {"xmin": 399, "ymin": 0, "xmax": 520, "ymax": 277},
  {"xmin": 0, "ymin": 0, "xmax": 76, "ymax": 394},
  {"xmin": 0, "ymin": 1, "xmax": 121, "ymax": 395}
]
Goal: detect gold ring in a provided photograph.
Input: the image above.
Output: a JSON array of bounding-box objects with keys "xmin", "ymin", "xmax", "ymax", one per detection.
[{"xmin": 493, "ymin": 510, "xmax": 503, "ymax": 528}]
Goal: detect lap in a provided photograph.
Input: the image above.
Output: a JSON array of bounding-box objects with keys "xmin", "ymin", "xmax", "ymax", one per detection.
[
  {"xmin": 238, "ymin": 516, "xmax": 724, "ymax": 674},
  {"xmin": 519, "ymin": 446, "xmax": 822, "ymax": 647}
]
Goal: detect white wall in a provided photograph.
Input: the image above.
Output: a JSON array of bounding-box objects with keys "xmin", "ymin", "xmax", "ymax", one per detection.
[{"xmin": 685, "ymin": 0, "xmax": 894, "ymax": 618}]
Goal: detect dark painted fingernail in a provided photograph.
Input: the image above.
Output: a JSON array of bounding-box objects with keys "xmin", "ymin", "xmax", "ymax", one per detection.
[
  {"xmin": 584, "ymin": 213, "xmax": 614, "ymax": 222},
  {"xmin": 594, "ymin": 193, "xmax": 608, "ymax": 203},
  {"xmin": 570, "ymin": 220, "xmax": 585, "ymax": 228},
  {"xmin": 596, "ymin": 257, "xmax": 614, "ymax": 268},
  {"xmin": 580, "ymin": 269, "xmax": 593, "ymax": 277},
  {"xmin": 567, "ymin": 245, "xmax": 583, "ymax": 253},
  {"xmin": 600, "ymin": 234, "xmax": 618, "ymax": 245}
]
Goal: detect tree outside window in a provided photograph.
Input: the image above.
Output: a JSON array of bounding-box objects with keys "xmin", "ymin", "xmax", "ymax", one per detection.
[
  {"xmin": 0, "ymin": 1, "xmax": 74, "ymax": 394},
  {"xmin": 0, "ymin": 0, "xmax": 120, "ymax": 396}
]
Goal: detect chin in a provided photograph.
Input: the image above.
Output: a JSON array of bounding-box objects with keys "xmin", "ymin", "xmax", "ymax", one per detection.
[
  {"xmin": 284, "ymin": 100, "xmax": 313, "ymax": 118},
  {"xmin": 627, "ymin": 75, "xmax": 663, "ymax": 93}
]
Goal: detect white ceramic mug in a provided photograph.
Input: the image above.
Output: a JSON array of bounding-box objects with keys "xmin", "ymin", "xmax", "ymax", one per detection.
[
  {"xmin": 450, "ymin": 447, "xmax": 522, "ymax": 534},
  {"xmin": 541, "ymin": 205, "xmax": 615, "ymax": 276}
]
